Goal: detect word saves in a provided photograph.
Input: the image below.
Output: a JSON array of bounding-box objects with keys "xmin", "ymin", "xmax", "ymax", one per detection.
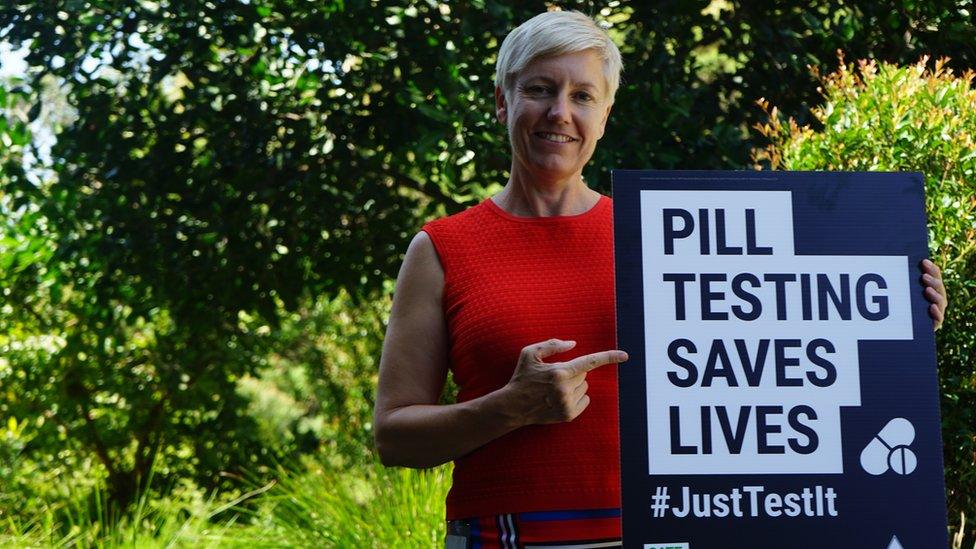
[{"xmin": 660, "ymin": 207, "xmax": 891, "ymax": 457}]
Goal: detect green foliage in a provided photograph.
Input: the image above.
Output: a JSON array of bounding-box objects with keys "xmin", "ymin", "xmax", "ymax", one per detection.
[
  {"xmin": 596, "ymin": 1, "xmax": 976, "ymax": 180},
  {"xmin": 0, "ymin": 462, "xmax": 243, "ymax": 548},
  {"xmin": 0, "ymin": 454, "xmax": 449, "ymax": 548},
  {"xmin": 0, "ymin": 77, "xmax": 31, "ymax": 166},
  {"xmin": 3, "ymin": 0, "xmax": 976, "ymax": 534},
  {"xmin": 237, "ymin": 289, "xmax": 389, "ymax": 467},
  {"xmin": 755, "ymin": 57, "xmax": 976, "ymax": 542},
  {"xmin": 229, "ymin": 460, "xmax": 450, "ymax": 547}
]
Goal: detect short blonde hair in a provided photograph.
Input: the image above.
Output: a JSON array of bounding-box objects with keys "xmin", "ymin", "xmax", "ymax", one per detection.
[{"xmin": 495, "ymin": 10, "xmax": 623, "ymax": 102}]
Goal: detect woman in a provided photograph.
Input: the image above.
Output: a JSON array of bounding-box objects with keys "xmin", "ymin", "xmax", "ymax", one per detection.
[{"xmin": 373, "ymin": 10, "xmax": 948, "ymax": 548}]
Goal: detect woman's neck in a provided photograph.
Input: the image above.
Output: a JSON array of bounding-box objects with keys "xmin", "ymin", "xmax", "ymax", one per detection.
[{"xmin": 493, "ymin": 172, "xmax": 600, "ymax": 217}]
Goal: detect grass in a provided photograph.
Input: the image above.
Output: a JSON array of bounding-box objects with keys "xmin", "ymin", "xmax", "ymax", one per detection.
[
  {"xmin": 0, "ymin": 459, "xmax": 451, "ymax": 548},
  {"xmin": 226, "ymin": 460, "xmax": 450, "ymax": 548},
  {"xmin": 0, "ymin": 477, "xmax": 244, "ymax": 548}
]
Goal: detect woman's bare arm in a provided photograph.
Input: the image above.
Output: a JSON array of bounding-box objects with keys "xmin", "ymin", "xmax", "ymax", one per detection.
[
  {"xmin": 372, "ymin": 232, "xmax": 626, "ymax": 468},
  {"xmin": 373, "ymin": 232, "xmax": 520, "ymax": 468}
]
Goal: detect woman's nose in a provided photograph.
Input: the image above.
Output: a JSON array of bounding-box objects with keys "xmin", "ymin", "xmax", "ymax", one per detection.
[{"xmin": 547, "ymin": 93, "xmax": 571, "ymax": 123}]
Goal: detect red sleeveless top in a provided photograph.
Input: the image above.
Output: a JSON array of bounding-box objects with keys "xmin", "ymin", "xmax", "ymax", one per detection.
[{"xmin": 422, "ymin": 195, "xmax": 619, "ymax": 520}]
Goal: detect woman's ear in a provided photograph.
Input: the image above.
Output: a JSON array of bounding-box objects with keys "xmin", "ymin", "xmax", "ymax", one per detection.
[{"xmin": 495, "ymin": 86, "xmax": 508, "ymax": 124}]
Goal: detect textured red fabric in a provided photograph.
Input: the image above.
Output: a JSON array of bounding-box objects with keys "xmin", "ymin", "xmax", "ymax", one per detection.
[{"xmin": 422, "ymin": 195, "xmax": 619, "ymax": 520}]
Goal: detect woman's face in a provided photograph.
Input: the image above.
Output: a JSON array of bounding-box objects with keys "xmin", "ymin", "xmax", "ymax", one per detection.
[{"xmin": 496, "ymin": 49, "xmax": 612, "ymax": 186}]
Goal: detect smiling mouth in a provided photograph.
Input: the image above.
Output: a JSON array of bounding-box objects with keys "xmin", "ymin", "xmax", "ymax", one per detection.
[{"xmin": 534, "ymin": 132, "xmax": 578, "ymax": 143}]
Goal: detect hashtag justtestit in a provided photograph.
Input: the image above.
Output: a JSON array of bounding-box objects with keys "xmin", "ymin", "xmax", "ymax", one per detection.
[{"xmin": 650, "ymin": 485, "xmax": 839, "ymax": 519}]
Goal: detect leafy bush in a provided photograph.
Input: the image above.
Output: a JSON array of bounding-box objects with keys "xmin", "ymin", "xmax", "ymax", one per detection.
[
  {"xmin": 755, "ymin": 56, "xmax": 976, "ymax": 543},
  {"xmin": 237, "ymin": 288, "xmax": 390, "ymax": 469}
]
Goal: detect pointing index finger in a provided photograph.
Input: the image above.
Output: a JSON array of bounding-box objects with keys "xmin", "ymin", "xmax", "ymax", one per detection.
[{"xmin": 563, "ymin": 350, "xmax": 629, "ymax": 375}]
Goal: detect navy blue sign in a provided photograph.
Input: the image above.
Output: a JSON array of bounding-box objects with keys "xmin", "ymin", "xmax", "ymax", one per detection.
[{"xmin": 613, "ymin": 171, "xmax": 947, "ymax": 548}]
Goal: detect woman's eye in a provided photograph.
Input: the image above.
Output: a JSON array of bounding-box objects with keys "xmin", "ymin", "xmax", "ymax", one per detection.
[{"xmin": 575, "ymin": 92, "xmax": 594, "ymax": 101}]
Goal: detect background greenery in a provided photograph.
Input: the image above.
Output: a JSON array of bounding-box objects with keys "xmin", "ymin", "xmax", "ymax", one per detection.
[{"xmin": 0, "ymin": 0, "xmax": 973, "ymax": 546}]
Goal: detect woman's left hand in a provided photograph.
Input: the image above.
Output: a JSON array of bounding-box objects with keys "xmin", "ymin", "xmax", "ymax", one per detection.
[{"xmin": 921, "ymin": 259, "xmax": 948, "ymax": 331}]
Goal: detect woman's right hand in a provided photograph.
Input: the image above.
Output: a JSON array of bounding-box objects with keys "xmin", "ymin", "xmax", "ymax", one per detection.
[{"xmin": 503, "ymin": 339, "xmax": 628, "ymax": 426}]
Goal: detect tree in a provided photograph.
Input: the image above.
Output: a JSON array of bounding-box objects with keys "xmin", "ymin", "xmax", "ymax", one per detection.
[{"xmin": 3, "ymin": 0, "xmax": 976, "ymax": 511}]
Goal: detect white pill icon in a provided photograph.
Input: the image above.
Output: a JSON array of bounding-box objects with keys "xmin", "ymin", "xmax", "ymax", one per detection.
[
  {"xmin": 860, "ymin": 437, "xmax": 891, "ymax": 475},
  {"xmin": 860, "ymin": 418, "xmax": 917, "ymax": 476},
  {"xmin": 889, "ymin": 446, "xmax": 917, "ymax": 475},
  {"xmin": 877, "ymin": 417, "xmax": 915, "ymax": 446}
]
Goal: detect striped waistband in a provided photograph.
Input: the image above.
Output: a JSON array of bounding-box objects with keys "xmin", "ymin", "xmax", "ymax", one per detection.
[{"xmin": 446, "ymin": 508, "xmax": 621, "ymax": 549}]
